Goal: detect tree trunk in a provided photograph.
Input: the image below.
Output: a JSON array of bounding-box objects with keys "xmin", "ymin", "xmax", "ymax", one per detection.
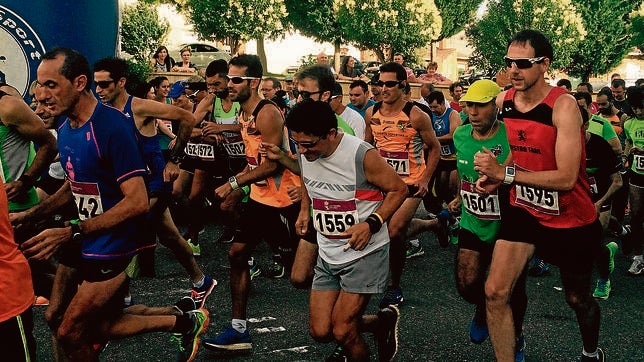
[
  {"xmin": 333, "ymin": 38, "xmax": 341, "ymax": 73},
  {"xmin": 256, "ymin": 36, "xmax": 268, "ymax": 75}
]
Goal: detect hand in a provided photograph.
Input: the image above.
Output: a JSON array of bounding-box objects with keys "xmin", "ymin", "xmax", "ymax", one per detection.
[
  {"xmin": 168, "ymin": 137, "xmax": 177, "ymax": 150},
  {"xmin": 295, "ymin": 211, "xmax": 309, "ymax": 236},
  {"xmin": 9, "ymin": 209, "xmax": 32, "ymax": 231},
  {"xmin": 4, "ymin": 180, "xmax": 25, "ymax": 201},
  {"xmin": 413, "ymin": 179, "xmax": 430, "ymax": 198},
  {"xmin": 447, "ymin": 197, "xmax": 461, "ymax": 213},
  {"xmin": 215, "ymin": 182, "xmax": 233, "ymax": 200},
  {"xmin": 287, "ymin": 186, "xmax": 302, "ymax": 203},
  {"xmin": 594, "ymin": 201, "xmax": 602, "ymax": 215},
  {"xmin": 260, "ymin": 142, "xmax": 285, "ymax": 161},
  {"xmin": 473, "ymin": 147, "xmax": 503, "ymax": 181},
  {"xmin": 343, "ymin": 222, "xmax": 372, "ymax": 251},
  {"xmin": 220, "ymin": 189, "xmax": 244, "ymax": 212},
  {"xmin": 163, "ymin": 161, "xmax": 180, "ymax": 182},
  {"xmin": 475, "ymin": 174, "xmax": 501, "ymax": 194},
  {"xmin": 21, "ymin": 227, "xmax": 70, "ymax": 261},
  {"xmin": 201, "ymin": 123, "xmax": 224, "ymax": 137}
]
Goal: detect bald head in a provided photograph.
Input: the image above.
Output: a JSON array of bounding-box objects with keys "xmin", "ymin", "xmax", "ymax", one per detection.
[{"xmin": 317, "ymin": 52, "xmax": 329, "ymax": 65}]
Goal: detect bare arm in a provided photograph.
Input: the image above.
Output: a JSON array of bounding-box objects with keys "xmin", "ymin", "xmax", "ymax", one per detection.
[
  {"xmin": 595, "ymin": 171, "xmax": 623, "ymax": 212},
  {"xmin": 1, "ymin": 96, "xmax": 57, "ymax": 199},
  {"xmin": 411, "ymin": 107, "xmax": 440, "ymax": 195},
  {"xmin": 10, "ymin": 180, "xmax": 73, "ymax": 228},
  {"xmin": 364, "ymin": 107, "xmax": 374, "ymax": 144},
  {"xmin": 261, "ymin": 142, "xmax": 301, "ymax": 175}
]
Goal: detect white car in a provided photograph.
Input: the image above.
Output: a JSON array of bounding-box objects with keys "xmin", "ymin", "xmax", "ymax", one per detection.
[{"xmin": 174, "ymin": 43, "xmax": 231, "ymax": 69}]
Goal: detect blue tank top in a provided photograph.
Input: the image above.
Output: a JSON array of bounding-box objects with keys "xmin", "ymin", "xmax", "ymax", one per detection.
[{"xmin": 432, "ymin": 107, "xmax": 456, "ymax": 158}]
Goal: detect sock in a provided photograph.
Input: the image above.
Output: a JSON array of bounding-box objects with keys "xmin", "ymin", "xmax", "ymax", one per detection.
[
  {"xmin": 620, "ymin": 226, "xmax": 628, "ymax": 236},
  {"xmin": 193, "ymin": 275, "xmax": 205, "ymax": 288},
  {"xmin": 123, "ymin": 295, "xmax": 132, "ymax": 305},
  {"xmin": 409, "ymin": 239, "xmax": 420, "ymax": 247},
  {"xmin": 582, "ymin": 349, "xmax": 598, "ymax": 358},
  {"xmin": 232, "ymin": 319, "xmax": 247, "ymax": 333}
]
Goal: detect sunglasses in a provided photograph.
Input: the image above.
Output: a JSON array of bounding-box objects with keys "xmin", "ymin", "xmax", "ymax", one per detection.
[
  {"xmin": 298, "ymin": 90, "xmax": 325, "ymax": 100},
  {"xmin": 375, "ymin": 80, "xmax": 403, "ymax": 88},
  {"xmin": 290, "ymin": 136, "xmax": 322, "ymax": 149},
  {"xmin": 186, "ymin": 90, "xmax": 200, "ymax": 100},
  {"xmin": 227, "ymin": 76, "xmax": 258, "ymax": 84},
  {"xmin": 503, "ymin": 56, "xmax": 545, "ymax": 69},
  {"xmin": 95, "ymin": 80, "xmax": 114, "ymax": 89}
]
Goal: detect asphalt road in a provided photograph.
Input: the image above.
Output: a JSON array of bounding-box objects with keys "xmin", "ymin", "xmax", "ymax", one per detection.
[{"xmin": 32, "ymin": 209, "xmax": 643, "ymax": 361}]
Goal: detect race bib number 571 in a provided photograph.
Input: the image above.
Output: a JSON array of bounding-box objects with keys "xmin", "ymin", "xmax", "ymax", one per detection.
[{"xmin": 69, "ymin": 180, "xmax": 104, "ymax": 220}]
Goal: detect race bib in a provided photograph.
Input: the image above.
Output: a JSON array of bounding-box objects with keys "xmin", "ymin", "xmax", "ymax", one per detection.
[
  {"xmin": 69, "ymin": 180, "xmax": 104, "ymax": 220},
  {"xmin": 633, "ymin": 154, "xmax": 644, "ymax": 173},
  {"xmin": 185, "ymin": 142, "xmax": 215, "ymax": 160},
  {"xmin": 440, "ymin": 144, "xmax": 451, "ymax": 157},
  {"xmin": 161, "ymin": 120, "xmax": 173, "ymax": 133},
  {"xmin": 247, "ymin": 156, "xmax": 267, "ymax": 186},
  {"xmin": 588, "ymin": 176, "xmax": 598, "ymax": 195},
  {"xmin": 312, "ymin": 198, "xmax": 358, "ymax": 238},
  {"xmin": 223, "ymin": 134, "xmax": 245, "ymax": 157},
  {"xmin": 515, "ymin": 185, "xmax": 559, "ymax": 215},
  {"xmin": 460, "ymin": 181, "xmax": 500, "ymax": 220},
  {"xmin": 380, "ymin": 149, "xmax": 410, "ymax": 176}
]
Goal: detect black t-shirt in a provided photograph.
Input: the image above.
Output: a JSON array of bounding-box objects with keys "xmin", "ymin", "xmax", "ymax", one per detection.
[{"xmin": 585, "ymin": 133, "xmax": 620, "ymax": 202}]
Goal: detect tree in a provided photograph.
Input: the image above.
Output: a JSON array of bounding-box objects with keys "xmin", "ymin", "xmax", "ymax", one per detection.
[
  {"xmin": 284, "ymin": 0, "xmax": 344, "ymax": 69},
  {"xmin": 184, "ymin": 0, "xmax": 288, "ymax": 71},
  {"xmin": 335, "ymin": 0, "xmax": 442, "ymax": 63},
  {"xmin": 465, "ymin": 0, "xmax": 586, "ymax": 74},
  {"xmin": 631, "ymin": 3, "xmax": 644, "ymax": 53},
  {"xmin": 121, "ymin": 2, "xmax": 169, "ymax": 63},
  {"xmin": 566, "ymin": 0, "xmax": 642, "ymax": 81},
  {"xmin": 434, "ymin": 0, "xmax": 483, "ymax": 41}
]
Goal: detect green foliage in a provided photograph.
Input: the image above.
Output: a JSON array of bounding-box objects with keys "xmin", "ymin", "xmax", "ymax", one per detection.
[
  {"xmin": 125, "ymin": 59, "xmax": 152, "ymax": 95},
  {"xmin": 434, "ymin": 0, "xmax": 483, "ymax": 40},
  {"xmin": 121, "ymin": 3, "xmax": 169, "ymax": 62},
  {"xmin": 466, "ymin": 0, "xmax": 586, "ymax": 74},
  {"xmin": 284, "ymin": 0, "xmax": 342, "ymax": 44},
  {"xmin": 566, "ymin": 0, "xmax": 642, "ymax": 81},
  {"xmin": 631, "ymin": 11, "xmax": 644, "ymax": 53},
  {"xmin": 185, "ymin": 0, "xmax": 287, "ymax": 55},
  {"xmin": 335, "ymin": 0, "xmax": 442, "ymax": 63}
]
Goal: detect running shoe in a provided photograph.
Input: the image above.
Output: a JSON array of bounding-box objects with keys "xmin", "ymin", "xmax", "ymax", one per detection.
[
  {"xmin": 174, "ymin": 308, "xmax": 209, "ymax": 362},
  {"xmin": 174, "ymin": 296, "xmax": 197, "ymax": 315},
  {"xmin": 376, "ymin": 305, "xmax": 400, "ymax": 362},
  {"xmin": 266, "ymin": 261, "xmax": 285, "ymax": 279},
  {"xmin": 248, "ymin": 257, "xmax": 261, "ymax": 280},
  {"xmin": 202, "ymin": 325, "xmax": 252, "ymax": 351},
  {"xmin": 191, "ymin": 276, "xmax": 217, "ymax": 309},
  {"xmin": 581, "ymin": 347, "xmax": 605, "ymax": 361},
  {"xmin": 186, "ymin": 239, "xmax": 201, "ymax": 257},
  {"xmin": 325, "ymin": 344, "xmax": 347, "ymax": 362},
  {"xmin": 217, "ymin": 226, "xmax": 235, "ymax": 244},
  {"xmin": 628, "ymin": 256, "xmax": 644, "ymax": 275},
  {"xmin": 379, "ymin": 286, "xmax": 404, "ymax": 309},
  {"xmin": 515, "ymin": 334, "xmax": 526, "ymax": 362},
  {"xmin": 449, "ymin": 216, "xmax": 461, "ymax": 245},
  {"xmin": 592, "ymin": 279, "xmax": 611, "ymax": 300},
  {"xmin": 469, "ymin": 307, "xmax": 489, "ymax": 344},
  {"xmin": 405, "ymin": 242, "xmax": 425, "ymax": 259},
  {"xmin": 606, "ymin": 241, "xmax": 618, "ymax": 274},
  {"xmin": 528, "ymin": 257, "xmax": 550, "ymax": 277}
]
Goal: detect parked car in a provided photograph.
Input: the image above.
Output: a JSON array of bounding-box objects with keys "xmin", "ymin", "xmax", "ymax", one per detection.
[
  {"xmin": 174, "ymin": 43, "xmax": 231, "ymax": 69},
  {"xmin": 364, "ymin": 61, "xmax": 381, "ymax": 75}
]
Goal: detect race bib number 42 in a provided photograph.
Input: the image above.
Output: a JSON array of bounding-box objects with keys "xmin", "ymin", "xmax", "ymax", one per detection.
[
  {"xmin": 69, "ymin": 180, "xmax": 104, "ymax": 220},
  {"xmin": 515, "ymin": 185, "xmax": 559, "ymax": 215},
  {"xmin": 312, "ymin": 198, "xmax": 358, "ymax": 238}
]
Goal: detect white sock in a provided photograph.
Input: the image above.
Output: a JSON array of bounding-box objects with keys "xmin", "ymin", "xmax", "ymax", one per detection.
[
  {"xmin": 123, "ymin": 295, "xmax": 132, "ymax": 305},
  {"xmin": 620, "ymin": 226, "xmax": 628, "ymax": 236},
  {"xmin": 582, "ymin": 349, "xmax": 598, "ymax": 358},
  {"xmin": 193, "ymin": 275, "xmax": 205, "ymax": 288},
  {"xmin": 634, "ymin": 255, "xmax": 643, "ymax": 261},
  {"xmin": 232, "ymin": 319, "xmax": 247, "ymax": 333},
  {"xmin": 409, "ymin": 239, "xmax": 420, "ymax": 247}
]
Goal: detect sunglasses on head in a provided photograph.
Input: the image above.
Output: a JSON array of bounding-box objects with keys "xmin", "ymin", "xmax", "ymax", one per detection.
[
  {"xmin": 95, "ymin": 80, "xmax": 114, "ymax": 89},
  {"xmin": 227, "ymin": 76, "xmax": 258, "ymax": 84},
  {"xmin": 375, "ymin": 80, "xmax": 403, "ymax": 88},
  {"xmin": 503, "ymin": 56, "xmax": 546, "ymax": 69}
]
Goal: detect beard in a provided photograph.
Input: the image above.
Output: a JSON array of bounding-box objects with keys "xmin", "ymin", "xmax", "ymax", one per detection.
[{"xmin": 215, "ymin": 88, "xmax": 229, "ymax": 99}]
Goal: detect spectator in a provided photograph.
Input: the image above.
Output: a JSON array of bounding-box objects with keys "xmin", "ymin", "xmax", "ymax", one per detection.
[
  {"xmin": 316, "ymin": 52, "xmax": 337, "ymax": 77},
  {"xmin": 392, "ymin": 53, "xmax": 418, "ymax": 83},
  {"xmin": 556, "ymin": 79, "xmax": 572, "ymax": 92},
  {"xmin": 338, "ymin": 56, "xmax": 369, "ymax": 82},
  {"xmin": 261, "ymin": 77, "xmax": 281, "ymax": 100},
  {"xmin": 172, "ymin": 46, "xmax": 198, "ymax": 73},
  {"xmin": 417, "ymin": 61, "xmax": 451, "ymax": 85},
  {"xmin": 150, "ymin": 45, "xmax": 175, "ymax": 72},
  {"xmin": 449, "ymin": 82, "xmax": 464, "ymax": 112}
]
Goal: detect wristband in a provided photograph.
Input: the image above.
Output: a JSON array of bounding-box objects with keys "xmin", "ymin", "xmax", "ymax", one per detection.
[
  {"xmin": 241, "ymin": 185, "xmax": 250, "ymax": 195},
  {"xmin": 18, "ymin": 174, "xmax": 36, "ymax": 189},
  {"xmin": 502, "ymin": 166, "xmax": 515, "ymax": 185},
  {"xmin": 371, "ymin": 212, "xmax": 384, "ymax": 225},
  {"xmin": 365, "ymin": 213, "xmax": 383, "ymax": 234}
]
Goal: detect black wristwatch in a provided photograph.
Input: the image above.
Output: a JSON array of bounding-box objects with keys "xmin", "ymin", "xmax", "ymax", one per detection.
[
  {"xmin": 169, "ymin": 154, "xmax": 184, "ymax": 165},
  {"xmin": 70, "ymin": 219, "xmax": 84, "ymax": 243}
]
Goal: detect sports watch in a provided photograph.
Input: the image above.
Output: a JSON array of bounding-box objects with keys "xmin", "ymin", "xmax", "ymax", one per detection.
[
  {"xmin": 503, "ymin": 166, "xmax": 515, "ymax": 185},
  {"xmin": 229, "ymin": 176, "xmax": 240, "ymax": 191}
]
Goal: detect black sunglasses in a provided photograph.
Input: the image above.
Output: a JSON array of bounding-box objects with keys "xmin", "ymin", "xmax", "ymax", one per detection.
[
  {"xmin": 298, "ymin": 90, "xmax": 324, "ymax": 100},
  {"xmin": 95, "ymin": 80, "xmax": 114, "ymax": 89},
  {"xmin": 290, "ymin": 136, "xmax": 322, "ymax": 149},
  {"xmin": 227, "ymin": 76, "xmax": 258, "ymax": 84},
  {"xmin": 503, "ymin": 56, "xmax": 545, "ymax": 69},
  {"xmin": 375, "ymin": 80, "xmax": 403, "ymax": 88}
]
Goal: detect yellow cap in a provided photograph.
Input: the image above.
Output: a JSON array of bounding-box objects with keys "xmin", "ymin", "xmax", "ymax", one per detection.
[{"xmin": 460, "ymin": 80, "xmax": 501, "ymax": 103}]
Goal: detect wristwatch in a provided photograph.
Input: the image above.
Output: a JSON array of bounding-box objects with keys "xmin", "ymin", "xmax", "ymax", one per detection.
[
  {"xmin": 229, "ymin": 176, "xmax": 240, "ymax": 191},
  {"xmin": 503, "ymin": 166, "xmax": 515, "ymax": 185},
  {"xmin": 70, "ymin": 219, "xmax": 84, "ymax": 243},
  {"xmin": 168, "ymin": 154, "xmax": 184, "ymax": 165}
]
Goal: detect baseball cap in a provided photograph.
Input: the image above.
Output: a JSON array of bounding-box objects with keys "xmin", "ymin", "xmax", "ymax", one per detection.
[
  {"xmin": 168, "ymin": 80, "xmax": 187, "ymax": 98},
  {"xmin": 460, "ymin": 79, "xmax": 501, "ymax": 103}
]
